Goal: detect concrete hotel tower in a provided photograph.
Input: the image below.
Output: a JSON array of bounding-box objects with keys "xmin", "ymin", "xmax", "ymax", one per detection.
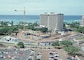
[{"xmin": 40, "ymin": 12, "xmax": 64, "ymax": 31}]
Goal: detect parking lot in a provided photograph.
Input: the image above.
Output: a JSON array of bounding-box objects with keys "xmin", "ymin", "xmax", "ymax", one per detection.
[
  {"xmin": 0, "ymin": 48, "xmax": 43, "ymax": 60},
  {"xmin": 0, "ymin": 47, "xmax": 82, "ymax": 60},
  {"xmin": 0, "ymin": 49, "xmax": 31, "ymax": 60}
]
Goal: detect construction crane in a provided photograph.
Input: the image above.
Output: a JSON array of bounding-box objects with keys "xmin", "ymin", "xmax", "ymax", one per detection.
[{"xmin": 14, "ymin": 7, "xmax": 26, "ymax": 31}]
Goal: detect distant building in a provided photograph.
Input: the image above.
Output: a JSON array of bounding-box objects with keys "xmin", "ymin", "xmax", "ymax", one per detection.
[
  {"xmin": 82, "ymin": 15, "xmax": 84, "ymax": 27},
  {"xmin": 40, "ymin": 12, "xmax": 64, "ymax": 32}
]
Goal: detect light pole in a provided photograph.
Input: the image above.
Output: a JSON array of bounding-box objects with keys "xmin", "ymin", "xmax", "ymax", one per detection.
[{"xmin": 14, "ymin": 7, "xmax": 26, "ymax": 31}]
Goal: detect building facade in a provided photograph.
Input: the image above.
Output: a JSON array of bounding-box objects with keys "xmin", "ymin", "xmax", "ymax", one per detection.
[
  {"xmin": 40, "ymin": 12, "xmax": 64, "ymax": 31},
  {"xmin": 82, "ymin": 15, "xmax": 84, "ymax": 27},
  {"xmin": 40, "ymin": 13, "xmax": 48, "ymax": 27}
]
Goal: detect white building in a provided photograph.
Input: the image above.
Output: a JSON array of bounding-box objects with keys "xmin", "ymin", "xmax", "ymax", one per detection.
[{"xmin": 40, "ymin": 12, "xmax": 64, "ymax": 31}]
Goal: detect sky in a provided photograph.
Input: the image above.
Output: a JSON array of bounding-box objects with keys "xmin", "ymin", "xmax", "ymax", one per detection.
[{"xmin": 0, "ymin": 0, "xmax": 83, "ymax": 15}]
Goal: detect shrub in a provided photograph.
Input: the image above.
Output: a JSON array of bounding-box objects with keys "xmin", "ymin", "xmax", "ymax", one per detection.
[{"xmin": 17, "ymin": 42, "xmax": 24, "ymax": 48}]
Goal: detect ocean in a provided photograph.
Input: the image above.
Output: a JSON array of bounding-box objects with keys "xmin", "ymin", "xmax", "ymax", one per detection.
[{"xmin": 0, "ymin": 15, "xmax": 82, "ymax": 24}]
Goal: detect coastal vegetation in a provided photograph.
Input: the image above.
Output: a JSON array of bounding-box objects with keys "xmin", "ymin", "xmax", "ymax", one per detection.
[
  {"xmin": 65, "ymin": 22, "xmax": 84, "ymax": 33},
  {"xmin": 69, "ymin": 22, "xmax": 80, "ymax": 28},
  {"xmin": 0, "ymin": 21, "xmax": 84, "ymax": 35},
  {"xmin": 76, "ymin": 26, "xmax": 84, "ymax": 33},
  {"xmin": 0, "ymin": 26, "xmax": 18, "ymax": 35},
  {"xmin": 35, "ymin": 27, "xmax": 48, "ymax": 33},
  {"xmin": 17, "ymin": 22, "xmax": 48, "ymax": 33},
  {"xmin": 0, "ymin": 21, "xmax": 48, "ymax": 35},
  {"xmin": 27, "ymin": 22, "xmax": 48, "ymax": 33},
  {"xmin": 0, "ymin": 21, "xmax": 14, "ymax": 27}
]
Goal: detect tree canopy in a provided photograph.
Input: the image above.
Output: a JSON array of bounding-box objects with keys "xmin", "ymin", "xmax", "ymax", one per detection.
[
  {"xmin": 76, "ymin": 26, "xmax": 84, "ymax": 33},
  {"xmin": 61, "ymin": 40, "xmax": 73, "ymax": 47},
  {"xmin": 70, "ymin": 22, "xmax": 80, "ymax": 28},
  {"xmin": 64, "ymin": 46, "xmax": 80, "ymax": 55},
  {"xmin": 52, "ymin": 42, "xmax": 60, "ymax": 46},
  {"xmin": 0, "ymin": 26, "xmax": 18, "ymax": 35},
  {"xmin": 40, "ymin": 27, "xmax": 48, "ymax": 33}
]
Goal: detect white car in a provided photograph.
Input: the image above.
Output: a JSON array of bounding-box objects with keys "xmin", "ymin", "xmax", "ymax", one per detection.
[
  {"xmin": 30, "ymin": 51, "xmax": 34, "ymax": 56},
  {"xmin": 49, "ymin": 54, "xmax": 54, "ymax": 58},
  {"xmin": 36, "ymin": 55, "xmax": 41, "ymax": 60},
  {"xmin": 28, "ymin": 56, "xmax": 33, "ymax": 60},
  {"xmin": 49, "ymin": 57, "xmax": 54, "ymax": 60},
  {"xmin": 54, "ymin": 54, "xmax": 59, "ymax": 57}
]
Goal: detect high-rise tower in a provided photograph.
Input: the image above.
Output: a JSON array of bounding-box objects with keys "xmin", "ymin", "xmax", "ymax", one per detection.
[{"xmin": 40, "ymin": 12, "xmax": 64, "ymax": 31}]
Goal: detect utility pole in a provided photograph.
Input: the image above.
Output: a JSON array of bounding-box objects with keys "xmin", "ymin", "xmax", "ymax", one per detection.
[{"xmin": 15, "ymin": 7, "xmax": 26, "ymax": 31}]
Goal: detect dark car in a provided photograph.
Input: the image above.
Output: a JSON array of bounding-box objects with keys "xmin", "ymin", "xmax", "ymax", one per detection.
[
  {"xmin": 28, "ymin": 58, "xmax": 32, "ymax": 60},
  {"xmin": 36, "ymin": 59, "xmax": 41, "ymax": 60}
]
